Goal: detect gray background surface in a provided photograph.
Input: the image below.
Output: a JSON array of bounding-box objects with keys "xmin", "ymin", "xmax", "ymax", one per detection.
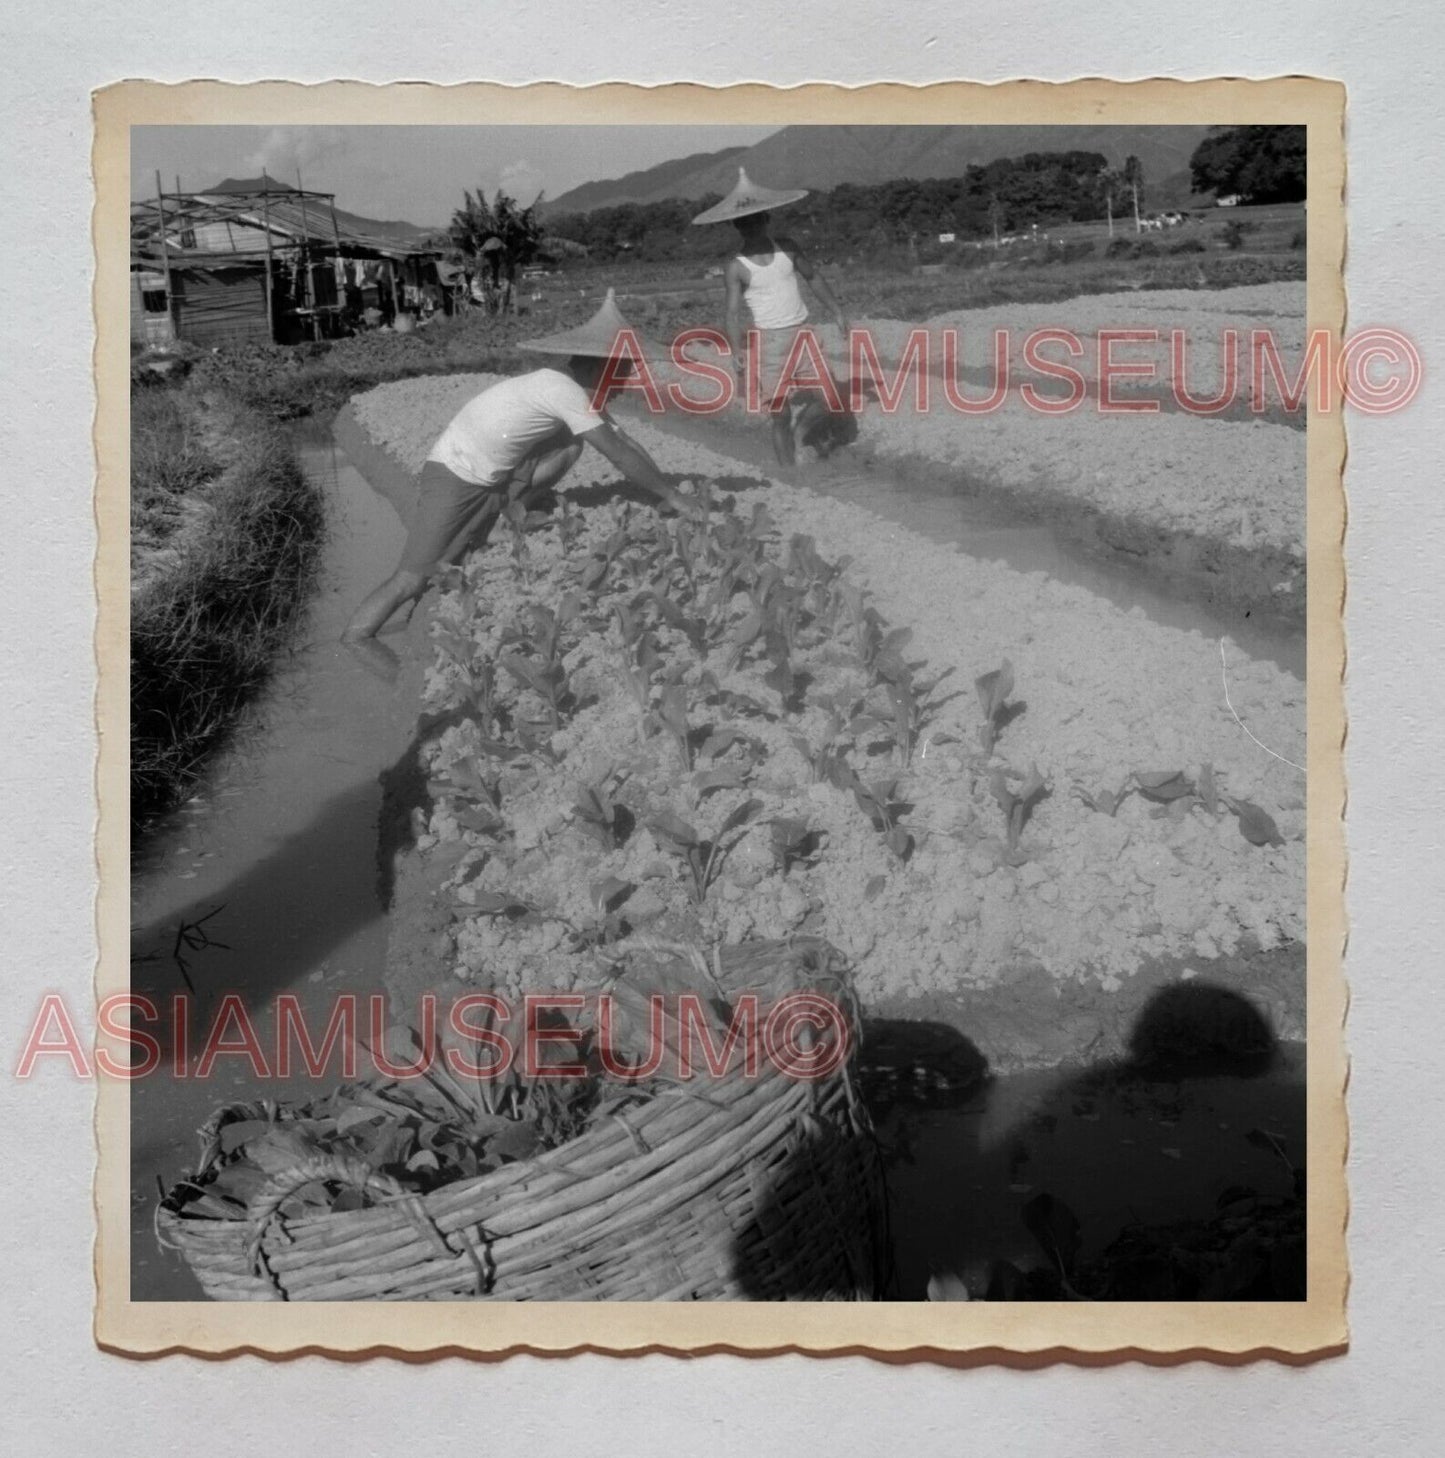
[{"xmin": 2, "ymin": 2, "xmax": 1440, "ymax": 1450}]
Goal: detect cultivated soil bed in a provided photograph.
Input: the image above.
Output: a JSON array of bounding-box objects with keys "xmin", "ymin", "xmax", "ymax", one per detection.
[
  {"xmin": 645, "ymin": 283, "xmax": 1308, "ymax": 620},
  {"xmin": 349, "ymin": 374, "xmax": 1305, "ymax": 1074}
]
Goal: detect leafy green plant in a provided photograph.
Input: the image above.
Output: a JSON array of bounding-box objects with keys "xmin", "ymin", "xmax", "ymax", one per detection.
[
  {"xmin": 1021, "ymin": 1192, "xmax": 1087, "ymax": 1301},
  {"xmin": 875, "ymin": 660, "xmax": 959, "ymax": 767},
  {"xmin": 651, "ymin": 678, "xmax": 696, "ymax": 771},
  {"xmin": 499, "ymin": 648, "xmax": 572, "ymax": 732},
  {"xmin": 1223, "ymin": 795, "xmax": 1284, "ymax": 847},
  {"xmin": 498, "ymin": 598, "xmax": 583, "ymax": 731},
  {"xmin": 1071, "ymin": 776, "xmax": 1135, "ymax": 817},
  {"xmin": 696, "ymin": 723, "xmax": 762, "ymax": 767},
  {"xmin": 572, "ymin": 769, "xmax": 635, "ymax": 851},
  {"xmin": 990, "ymin": 763, "xmax": 1048, "ymax": 863},
  {"xmin": 646, "ymin": 799, "xmax": 764, "ymax": 904},
  {"xmin": 1133, "ymin": 769, "xmax": 1195, "ymax": 803},
  {"xmin": 975, "ymin": 660, "xmax": 1016, "ymax": 753},
  {"xmin": 692, "ymin": 764, "xmax": 750, "ymax": 798},
  {"xmin": 847, "ymin": 771, "xmax": 914, "ymax": 862},
  {"xmin": 430, "ymin": 752, "xmax": 509, "ymax": 842},
  {"xmin": 612, "ymin": 603, "xmax": 664, "ymax": 740},
  {"xmin": 499, "ymin": 484, "xmax": 554, "ymax": 580},
  {"xmin": 770, "ymin": 817, "xmax": 826, "ymax": 875}
]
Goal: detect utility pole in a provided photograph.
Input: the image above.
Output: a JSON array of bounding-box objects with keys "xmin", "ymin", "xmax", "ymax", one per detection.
[
  {"xmin": 259, "ymin": 178, "xmax": 278, "ymax": 343},
  {"xmin": 152, "ymin": 169, "xmax": 175, "ymax": 340},
  {"xmin": 296, "ymin": 165, "xmax": 316, "ymax": 335}
]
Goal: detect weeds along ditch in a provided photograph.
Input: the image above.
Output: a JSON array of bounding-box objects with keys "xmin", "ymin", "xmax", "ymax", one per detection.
[{"xmin": 130, "ymin": 384, "xmax": 327, "ymax": 832}]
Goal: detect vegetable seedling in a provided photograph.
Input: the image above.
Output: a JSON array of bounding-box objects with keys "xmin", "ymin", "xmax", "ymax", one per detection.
[
  {"xmin": 572, "ymin": 770, "xmax": 635, "ymax": 851},
  {"xmin": 975, "ymin": 660, "xmax": 1016, "ymax": 753},
  {"xmin": 1222, "ymin": 795, "xmax": 1285, "ymax": 848},
  {"xmin": 646, "ymin": 799, "xmax": 764, "ymax": 904},
  {"xmin": 990, "ymin": 763, "xmax": 1049, "ymax": 864},
  {"xmin": 652, "ymin": 680, "xmax": 696, "ymax": 772},
  {"xmin": 770, "ymin": 817, "xmax": 826, "ymax": 875}
]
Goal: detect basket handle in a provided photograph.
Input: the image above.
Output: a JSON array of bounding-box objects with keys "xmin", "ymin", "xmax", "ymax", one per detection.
[
  {"xmin": 246, "ymin": 1153, "xmax": 406, "ymax": 1280},
  {"xmin": 244, "ymin": 1155, "xmax": 485, "ymax": 1297}
]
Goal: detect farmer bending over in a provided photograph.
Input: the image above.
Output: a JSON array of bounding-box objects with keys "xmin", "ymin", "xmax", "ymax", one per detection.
[
  {"xmin": 693, "ymin": 168, "xmax": 853, "ymax": 468},
  {"xmin": 343, "ymin": 290, "xmax": 698, "ymax": 643}
]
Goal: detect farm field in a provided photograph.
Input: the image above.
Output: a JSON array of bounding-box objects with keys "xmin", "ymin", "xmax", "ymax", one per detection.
[
  {"xmin": 128, "ymin": 122, "xmax": 1319, "ymax": 1311},
  {"xmin": 350, "ymin": 372, "xmax": 1306, "ymax": 1072}
]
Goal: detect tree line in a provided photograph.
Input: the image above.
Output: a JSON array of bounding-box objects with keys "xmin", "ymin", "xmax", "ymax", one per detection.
[{"xmin": 446, "ymin": 127, "xmax": 1306, "ymax": 272}]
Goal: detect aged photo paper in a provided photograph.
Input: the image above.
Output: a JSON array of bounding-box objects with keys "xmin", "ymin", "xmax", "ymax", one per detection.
[{"xmin": 95, "ymin": 77, "xmax": 1347, "ymax": 1358}]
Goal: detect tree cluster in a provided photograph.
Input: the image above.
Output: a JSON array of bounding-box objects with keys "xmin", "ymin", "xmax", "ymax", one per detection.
[{"xmin": 1188, "ymin": 126, "xmax": 1307, "ymax": 204}]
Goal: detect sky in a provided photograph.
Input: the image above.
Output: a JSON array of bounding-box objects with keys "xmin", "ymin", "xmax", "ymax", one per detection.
[{"xmin": 130, "ymin": 125, "xmax": 780, "ymax": 224}]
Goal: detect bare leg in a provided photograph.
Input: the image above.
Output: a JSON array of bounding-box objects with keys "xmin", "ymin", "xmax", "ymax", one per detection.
[
  {"xmin": 342, "ymin": 633, "xmax": 403, "ymax": 685},
  {"xmin": 342, "ymin": 441, "xmax": 581, "ymax": 644},
  {"xmin": 770, "ymin": 402, "xmax": 797, "ymax": 468},
  {"xmin": 521, "ymin": 438, "xmax": 584, "ymax": 497},
  {"xmin": 342, "ymin": 567, "xmax": 429, "ymax": 642}
]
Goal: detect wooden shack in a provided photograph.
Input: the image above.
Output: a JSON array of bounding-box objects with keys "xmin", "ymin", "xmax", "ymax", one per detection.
[{"xmin": 130, "ymin": 174, "xmax": 447, "ymax": 348}]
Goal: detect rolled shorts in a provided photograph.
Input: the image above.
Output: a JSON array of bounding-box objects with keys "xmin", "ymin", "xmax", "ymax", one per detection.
[
  {"xmin": 743, "ymin": 325, "xmax": 846, "ymax": 413},
  {"xmin": 398, "ymin": 459, "xmax": 509, "ymax": 575}
]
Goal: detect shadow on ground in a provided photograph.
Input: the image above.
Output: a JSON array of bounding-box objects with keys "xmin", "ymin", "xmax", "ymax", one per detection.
[{"xmin": 732, "ymin": 982, "xmax": 1307, "ymax": 1301}]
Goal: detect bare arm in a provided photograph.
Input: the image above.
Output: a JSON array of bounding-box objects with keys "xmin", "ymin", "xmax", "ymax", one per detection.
[
  {"xmin": 584, "ymin": 421, "xmax": 702, "ymax": 518},
  {"xmin": 781, "ymin": 237, "xmax": 849, "ymax": 335}
]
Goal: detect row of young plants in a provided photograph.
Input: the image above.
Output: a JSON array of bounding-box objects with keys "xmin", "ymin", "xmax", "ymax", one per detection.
[
  {"xmin": 415, "ymin": 478, "xmax": 1037, "ymax": 992},
  {"xmin": 414, "ymin": 473, "xmax": 1287, "ymax": 1007}
]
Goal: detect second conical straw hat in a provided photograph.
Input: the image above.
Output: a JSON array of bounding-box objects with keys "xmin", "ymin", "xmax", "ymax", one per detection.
[
  {"xmin": 690, "ymin": 167, "xmax": 809, "ymax": 225},
  {"xmin": 518, "ymin": 287, "xmax": 648, "ymax": 357}
]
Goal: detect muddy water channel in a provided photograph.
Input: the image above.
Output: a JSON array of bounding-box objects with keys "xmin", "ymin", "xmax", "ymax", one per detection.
[
  {"xmin": 131, "ymin": 416, "xmax": 1305, "ymax": 1302},
  {"xmin": 630, "ymin": 400, "xmax": 1306, "ymax": 679},
  {"xmin": 130, "ymin": 425, "xmax": 420, "ymax": 1298}
]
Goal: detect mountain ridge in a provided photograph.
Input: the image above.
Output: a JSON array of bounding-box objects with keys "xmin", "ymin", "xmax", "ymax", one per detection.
[{"xmin": 540, "ymin": 125, "xmax": 1212, "ymax": 216}]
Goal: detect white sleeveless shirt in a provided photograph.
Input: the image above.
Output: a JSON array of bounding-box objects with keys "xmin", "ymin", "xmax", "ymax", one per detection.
[{"xmin": 737, "ymin": 244, "xmax": 809, "ymax": 330}]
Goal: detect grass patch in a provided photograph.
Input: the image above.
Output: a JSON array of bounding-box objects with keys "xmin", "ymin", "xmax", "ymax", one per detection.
[
  {"xmin": 187, "ymin": 311, "xmax": 547, "ymax": 421},
  {"xmin": 131, "ymin": 388, "xmax": 327, "ymax": 833}
]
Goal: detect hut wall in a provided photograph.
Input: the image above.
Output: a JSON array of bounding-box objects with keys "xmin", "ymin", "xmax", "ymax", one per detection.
[
  {"xmin": 171, "ymin": 265, "xmax": 271, "ymax": 347},
  {"xmin": 130, "ymin": 271, "xmax": 175, "ymax": 347}
]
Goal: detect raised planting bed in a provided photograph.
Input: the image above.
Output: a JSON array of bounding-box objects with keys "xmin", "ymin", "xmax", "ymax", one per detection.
[{"xmin": 352, "ymin": 375, "xmax": 1306, "ymax": 1074}]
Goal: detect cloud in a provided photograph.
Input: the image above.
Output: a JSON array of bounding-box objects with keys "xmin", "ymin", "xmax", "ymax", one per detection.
[
  {"xmin": 242, "ymin": 126, "xmax": 348, "ymax": 184},
  {"xmin": 499, "ymin": 159, "xmax": 546, "ymax": 206}
]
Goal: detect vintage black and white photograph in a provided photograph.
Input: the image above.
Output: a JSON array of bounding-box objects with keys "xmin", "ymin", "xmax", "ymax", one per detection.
[{"xmin": 102, "ymin": 82, "xmax": 1344, "ymax": 1348}]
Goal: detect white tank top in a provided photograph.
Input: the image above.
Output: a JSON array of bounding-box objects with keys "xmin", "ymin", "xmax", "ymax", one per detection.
[{"xmin": 737, "ymin": 245, "xmax": 809, "ymax": 330}]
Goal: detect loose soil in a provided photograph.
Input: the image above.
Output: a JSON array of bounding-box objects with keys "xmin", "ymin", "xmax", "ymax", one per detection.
[{"xmin": 348, "ymin": 373, "xmax": 1306, "ymax": 1076}]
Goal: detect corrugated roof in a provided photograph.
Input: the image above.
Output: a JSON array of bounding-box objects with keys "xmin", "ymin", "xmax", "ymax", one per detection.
[{"xmin": 132, "ymin": 183, "xmax": 446, "ymax": 260}]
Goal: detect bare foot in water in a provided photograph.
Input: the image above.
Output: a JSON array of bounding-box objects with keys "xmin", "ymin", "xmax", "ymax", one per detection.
[{"xmin": 342, "ymin": 635, "xmax": 402, "ymax": 686}]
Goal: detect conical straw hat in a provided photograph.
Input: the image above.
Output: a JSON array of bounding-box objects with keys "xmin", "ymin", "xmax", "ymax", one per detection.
[
  {"xmin": 690, "ymin": 167, "xmax": 809, "ymax": 225},
  {"xmin": 519, "ymin": 288, "xmax": 648, "ymax": 357}
]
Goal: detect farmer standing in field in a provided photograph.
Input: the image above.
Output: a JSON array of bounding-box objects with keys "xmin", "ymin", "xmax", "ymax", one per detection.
[
  {"xmin": 342, "ymin": 289, "xmax": 699, "ymax": 646},
  {"xmin": 692, "ymin": 168, "xmax": 854, "ymax": 467}
]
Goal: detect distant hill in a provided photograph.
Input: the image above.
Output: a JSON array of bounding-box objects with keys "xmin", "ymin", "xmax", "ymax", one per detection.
[
  {"xmin": 540, "ymin": 125, "xmax": 1213, "ymax": 215},
  {"xmin": 539, "ymin": 146, "xmax": 752, "ymax": 215}
]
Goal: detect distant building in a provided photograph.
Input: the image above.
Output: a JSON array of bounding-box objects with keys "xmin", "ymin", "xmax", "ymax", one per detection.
[
  {"xmin": 1216, "ymin": 194, "xmax": 1243, "ymax": 208},
  {"xmin": 130, "ymin": 174, "xmax": 449, "ymax": 347},
  {"xmin": 937, "ymin": 232, "xmax": 956, "ymax": 244}
]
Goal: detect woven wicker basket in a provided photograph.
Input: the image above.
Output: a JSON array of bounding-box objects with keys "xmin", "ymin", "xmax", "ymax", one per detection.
[{"xmin": 156, "ymin": 939, "xmax": 890, "ymax": 1301}]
